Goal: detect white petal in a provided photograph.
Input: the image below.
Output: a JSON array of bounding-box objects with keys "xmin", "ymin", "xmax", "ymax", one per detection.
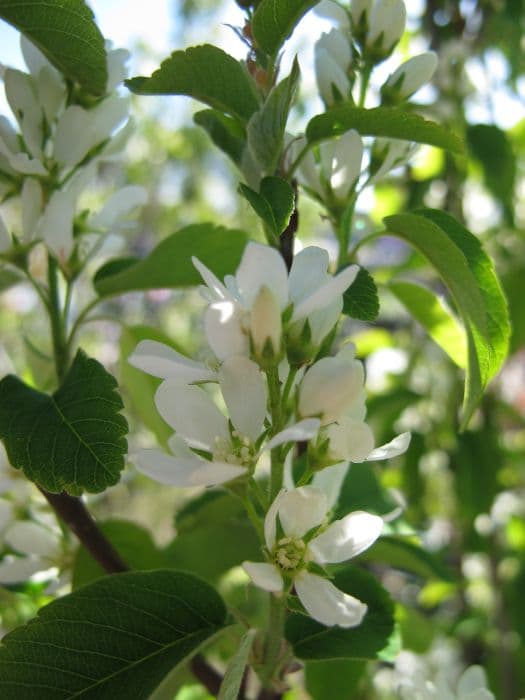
[
  {"xmin": 4, "ymin": 68, "xmax": 40, "ymax": 130},
  {"xmin": 385, "ymin": 52, "xmax": 438, "ymax": 99},
  {"xmin": 5, "ymin": 521, "xmax": 59, "ymax": 557},
  {"xmin": 250, "ymin": 285, "xmax": 282, "ymax": 357},
  {"xmin": 0, "ymin": 212, "xmax": 10, "ymax": 252},
  {"xmin": 326, "ymin": 417, "xmax": 375, "ymax": 462},
  {"xmin": 21, "ymin": 178, "xmax": 42, "ymax": 241},
  {"xmin": 288, "ymin": 246, "xmax": 329, "ymax": 304},
  {"xmin": 0, "ymin": 556, "xmax": 46, "ymax": 584},
  {"xmin": 21, "ymin": 35, "xmax": 51, "ymax": 75},
  {"xmin": 330, "ymin": 130, "xmax": 363, "ymax": 199},
  {"xmin": 368, "ymin": 0, "xmax": 406, "ymax": 49},
  {"xmin": 37, "ymin": 67, "xmax": 65, "ymax": 123},
  {"xmin": 314, "ymin": 0, "xmax": 351, "ymax": 28},
  {"xmin": 219, "ymin": 356, "xmax": 266, "ymax": 441},
  {"xmin": 309, "ymin": 511, "xmax": 383, "ymax": 564},
  {"xmin": 0, "ymin": 116, "xmax": 19, "ymax": 154},
  {"xmin": 457, "ymin": 666, "xmax": 490, "ymax": 697},
  {"xmin": 308, "ymin": 297, "xmax": 343, "ymax": 347},
  {"xmin": 291, "ymin": 265, "xmax": 358, "ymax": 322},
  {"xmin": 366, "ymin": 432, "xmax": 411, "ymax": 461},
  {"xmin": 106, "ymin": 47, "xmax": 130, "ymax": 90},
  {"xmin": 0, "ymin": 499, "xmax": 13, "ymax": 531},
  {"xmin": 135, "ymin": 449, "xmax": 245, "ymax": 487},
  {"xmin": 264, "ymin": 489, "xmax": 286, "ymax": 550},
  {"xmin": 37, "ymin": 189, "xmax": 75, "ymax": 259},
  {"xmin": 312, "ymin": 462, "xmax": 350, "ymax": 510},
  {"xmin": 316, "ymin": 29, "xmax": 352, "ymax": 69},
  {"xmin": 295, "ymin": 572, "xmax": 367, "ymax": 627},
  {"xmin": 242, "ymin": 562, "xmax": 283, "ymax": 592},
  {"xmin": 54, "ymin": 105, "xmax": 92, "ymax": 167},
  {"xmin": 278, "ymin": 486, "xmax": 327, "ymax": 539},
  {"xmin": 90, "ymin": 185, "xmax": 147, "ymax": 229},
  {"xmin": 192, "ymin": 256, "xmax": 231, "ymax": 300},
  {"xmin": 7, "ymin": 152, "xmax": 47, "ymax": 176},
  {"xmin": 155, "ymin": 380, "xmax": 228, "ymax": 450},
  {"xmin": 128, "ymin": 340, "xmax": 216, "ymax": 382},
  {"xmin": 297, "ymin": 142, "xmax": 323, "ymax": 196},
  {"xmin": 315, "ymin": 48, "xmax": 350, "ymax": 105},
  {"xmin": 235, "ymin": 243, "xmax": 289, "ymax": 310},
  {"xmin": 264, "ymin": 418, "xmax": 321, "ymax": 451},
  {"xmin": 204, "ymin": 301, "xmax": 250, "ymax": 361}
]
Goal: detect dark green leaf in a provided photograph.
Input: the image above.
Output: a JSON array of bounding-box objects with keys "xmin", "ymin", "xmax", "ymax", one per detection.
[
  {"xmin": 305, "ymin": 659, "xmax": 367, "ymax": 700},
  {"xmin": 252, "ymin": 0, "xmax": 318, "ymax": 56},
  {"xmin": 0, "ymin": 349, "xmax": 127, "ymax": 494},
  {"xmin": 363, "ymin": 536, "xmax": 455, "ymax": 581},
  {"xmin": 0, "ymin": 570, "xmax": 227, "ymax": 699},
  {"xmin": 94, "ymin": 224, "xmax": 248, "ymax": 297},
  {"xmin": 502, "ymin": 267, "xmax": 525, "ymax": 353},
  {"xmin": 194, "ymin": 109, "xmax": 246, "ymax": 166},
  {"xmin": 389, "ymin": 280, "xmax": 466, "ymax": 367},
  {"xmin": 247, "ymin": 59, "xmax": 300, "ymax": 175},
  {"xmin": 334, "ymin": 463, "xmax": 400, "ymax": 521},
  {"xmin": 218, "ymin": 629, "xmax": 256, "ymax": 700},
  {"xmin": 306, "ymin": 106, "xmax": 464, "ymax": 154},
  {"xmin": 72, "ymin": 520, "xmax": 172, "ymax": 589},
  {"xmin": 467, "ymin": 124, "xmax": 515, "ymax": 222},
  {"xmin": 239, "ymin": 176, "xmax": 295, "ymax": 237},
  {"xmin": 126, "ymin": 45, "xmax": 259, "ymax": 123},
  {"xmin": 0, "ymin": 0, "xmax": 107, "ymax": 95},
  {"xmin": 285, "ymin": 567, "xmax": 395, "ymax": 660},
  {"xmin": 384, "ymin": 209, "xmax": 510, "ymax": 428},
  {"xmin": 343, "ymin": 267, "xmax": 379, "ymax": 321}
]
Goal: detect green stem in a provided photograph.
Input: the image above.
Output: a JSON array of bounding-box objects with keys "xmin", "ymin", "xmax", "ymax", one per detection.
[
  {"xmin": 358, "ymin": 63, "xmax": 373, "ymax": 107},
  {"xmin": 260, "ymin": 594, "xmax": 286, "ymax": 688},
  {"xmin": 241, "ymin": 493, "xmax": 265, "ymax": 542},
  {"xmin": 336, "ymin": 198, "xmax": 357, "ymax": 268},
  {"xmin": 347, "ymin": 229, "xmax": 386, "ymax": 261},
  {"xmin": 266, "ymin": 367, "xmax": 284, "ymax": 501},
  {"xmin": 47, "ymin": 255, "xmax": 69, "ymax": 383}
]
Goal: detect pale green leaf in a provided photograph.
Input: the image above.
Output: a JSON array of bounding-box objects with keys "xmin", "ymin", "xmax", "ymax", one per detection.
[
  {"xmin": 218, "ymin": 629, "xmax": 256, "ymax": 700},
  {"xmin": 252, "ymin": 0, "xmax": 318, "ymax": 56}
]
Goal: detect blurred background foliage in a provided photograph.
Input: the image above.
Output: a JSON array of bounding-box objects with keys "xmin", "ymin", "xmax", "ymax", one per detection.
[{"xmin": 0, "ymin": 0, "xmax": 525, "ymax": 698}]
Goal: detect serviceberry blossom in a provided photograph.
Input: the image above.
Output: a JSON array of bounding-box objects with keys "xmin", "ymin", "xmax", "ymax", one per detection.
[
  {"xmin": 397, "ymin": 663, "xmax": 495, "ymax": 700},
  {"xmin": 243, "ymin": 486, "xmax": 383, "ymax": 627},
  {"xmin": 314, "ymin": 28, "xmax": 352, "ymax": 106},
  {"xmin": 0, "ymin": 518, "xmax": 61, "ymax": 584},
  {"xmin": 193, "ymin": 242, "xmax": 358, "ymax": 365},
  {"xmin": 133, "ymin": 355, "xmax": 320, "ymax": 488},
  {"xmin": 382, "ymin": 52, "xmax": 438, "ymax": 103}
]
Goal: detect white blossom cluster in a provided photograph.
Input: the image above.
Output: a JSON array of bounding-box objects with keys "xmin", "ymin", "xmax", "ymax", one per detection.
[
  {"xmin": 130, "ymin": 242, "xmax": 410, "ymax": 627},
  {"xmin": 0, "ymin": 37, "xmax": 146, "ymax": 269}
]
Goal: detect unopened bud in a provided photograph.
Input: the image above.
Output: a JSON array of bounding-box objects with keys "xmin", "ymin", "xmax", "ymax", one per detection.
[
  {"xmin": 314, "ymin": 29, "xmax": 352, "ymax": 106},
  {"xmin": 250, "ymin": 285, "xmax": 282, "ymax": 365},
  {"xmin": 381, "ymin": 52, "xmax": 438, "ymax": 103},
  {"xmin": 320, "ymin": 129, "xmax": 363, "ymax": 201},
  {"xmin": 366, "ymin": 0, "xmax": 406, "ymax": 60}
]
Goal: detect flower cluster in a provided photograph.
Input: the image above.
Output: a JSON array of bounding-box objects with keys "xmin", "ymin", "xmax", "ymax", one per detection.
[{"xmin": 0, "ymin": 37, "xmax": 146, "ymax": 269}]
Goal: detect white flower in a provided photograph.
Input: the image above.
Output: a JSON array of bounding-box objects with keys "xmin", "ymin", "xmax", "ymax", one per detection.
[
  {"xmin": 314, "ymin": 29, "xmax": 352, "ymax": 106},
  {"xmin": 314, "ymin": 0, "xmax": 351, "ymax": 28},
  {"xmin": 398, "ymin": 663, "xmax": 495, "ymax": 700},
  {"xmin": 129, "ymin": 339, "xmax": 217, "ymax": 383},
  {"xmin": 382, "ymin": 52, "xmax": 438, "ymax": 101},
  {"xmin": 0, "ymin": 519, "xmax": 61, "ymax": 584},
  {"xmin": 250, "ymin": 285, "xmax": 282, "ymax": 362},
  {"xmin": 295, "ymin": 132, "xmax": 363, "ymax": 203},
  {"xmin": 369, "ymin": 138, "xmax": 418, "ymax": 184},
  {"xmin": 193, "ymin": 242, "xmax": 358, "ymax": 364},
  {"xmin": 350, "ymin": 0, "xmax": 373, "ymax": 27},
  {"xmin": 134, "ymin": 355, "xmax": 320, "ymax": 488},
  {"xmin": 242, "ymin": 485, "xmax": 383, "ymax": 627},
  {"xmin": 367, "ymin": 0, "xmax": 406, "ymax": 56}
]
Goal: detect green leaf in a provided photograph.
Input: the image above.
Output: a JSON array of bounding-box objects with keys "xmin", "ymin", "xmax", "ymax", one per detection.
[
  {"xmin": 363, "ymin": 536, "xmax": 455, "ymax": 581},
  {"xmin": 194, "ymin": 109, "xmax": 246, "ymax": 167},
  {"xmin": 94, "ymin": 224, "xmax": 248, "ymax": 297},
  {"xmin": 384, "ymin": 209, "xmax": 510, "ymax": 428},
  {"xmin": 72, "ymin": 520, "xmax": 172, "ymax": 589},
  {"xmin": 0, "ymin": 349, "xmax": 127, "ymax": 494},
  {"xmin": 119, "ymin": 325, "xmax": 175, "ymax": 446},
  {"xmin": 252, "ymin": 0, "xmax": 318, "ymax": 56},
  {"xmin": 285, "ymin": 567, "xmax": 395, "ymax": 660},
  {"xmin": 168, "ymin": 490, "xmax": 261, "ymax": 583},
  {"xmin": 239, "ymin": 176, "xmax": 295, "ymax": 238},
  {"xmin": 306, "ymin": 106, "xmax": 464, "ymax": 154},
  {"xmin": 247, "ymin": 59, "xmax": 300, "ymax": 176},
  {"xmin": 334, "ymin": 463, "xmax": 400, "ymax": 521},
  {"xmin": 0, "ymin": 267, "xmax": 23, "ymax": 292},
  {"xmin": 126, "ymin": 45, "xmax": 259, "ymax": 124},
  {"xmin": 0, "ymin": 570, "xmax": 227, "ymax": 699},
  {"xmin": 502, "ymin": 267, "xmax": 525, "ymax": 353},
  {"xmin": 467, "ymin": 123, "xmax": 516, "ymax": 221},
  {"xmin": 217, "ymin": 629, "xmax": 256, "ymax": 700},
  {"xmin": 343, "ymin": 267, "xmax": 379, "ymax": 321},
  {"xmin": 389, "ymin": 280, "xmax": 467, "ymax": 367},
  {"xmin": 0, "ymin": 0, "xmax": 107, "ymax": 95},
  {"xmin": 305, "ymin": 659, "xmax": 367, "ymax": 700}
]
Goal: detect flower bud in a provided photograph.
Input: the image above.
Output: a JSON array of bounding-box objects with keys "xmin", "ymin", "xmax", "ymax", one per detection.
[
  {"xmin": 315, "ymin": 0, "xmax": 351, "ymax": 28},
  {"xmin": 350, "ymin": 0, "xmax": 372, "ymax": 31},
  {"xmin": 366, "ymin": 0, "xmax": 406, "ymax": 59},
  {"xmin": 250, "ymin": 285, "xmax": 282, "ymax": 365},
  {"xmin": 320, "ymin": 129, "xmax": 363, "ymax": 201},
  {"xmin": 314, "ymin": 29, "xmax": 352, "ymax": 106},
  {"xmin": 381, "ymin": 52, "xmax": 438, "ymax": 103}
]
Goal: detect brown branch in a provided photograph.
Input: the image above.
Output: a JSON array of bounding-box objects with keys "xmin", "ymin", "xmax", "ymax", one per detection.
[
  {"xmin": 279, "ymin": 180, "xmax": 298, "ymax": 271},
  {"xmin": 190, "ymin": 656, "xmax": 223, "ymax": 697}
]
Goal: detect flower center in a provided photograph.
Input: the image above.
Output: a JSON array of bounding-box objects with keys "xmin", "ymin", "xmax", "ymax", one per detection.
[
  {"xmin": 212, "ymin": 432, "xmax": 254, "ymax": 466},
  {"xmin": 273, "ymin": 536, "xmax": 309, "ymax": 573}
]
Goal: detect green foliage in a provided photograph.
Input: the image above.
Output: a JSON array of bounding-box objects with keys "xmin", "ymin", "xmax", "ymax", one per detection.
[
  {"xmin": 247, "ymin": 59, "xmax": 300, "ymax": 176},
  {"xmin": 194, "ymin": 110, "xmax": 246, "ymax": 167},
  {"xmin": 384, "ymin": 209, "xmax": 510, "ymax": 429},
  {"xmin": 239, "ymin": 176, "xmax": 295, "ymax": 239},
  {"xmin": 306, "ymin": 106, "xmax": 464, "ymax": 154},
  {"xmin": 334, "ymin": 463, "xmax": 400, "ymax": 521},
  {"xmin": 363, "ymin": 536, "xmax": 455, "ymax": 581},
  {"xmin": 0, "ymin": 570, "xmax": 228, "ymax": 699},
  {"xmin": 0, "ymin": 349, "xmax": 127, "ymax": 494},
  {"xmin": 0, "ymin": 0, "xmax": 107, "ymax": 95},
  {"xmin": 343, "ymin": 267, "xmax": 380, "ymax": 321},
  {"xmin": 467, "ymin": 123, "xmax": 516, "ymax": 221},
  {"xmin": 251, "ymin": 0, "xmax": 319, "ymax": 57},
  {"xmin": 217, "ymin": 629, "xmax": 256, "ymax": 700},
  {"xmin": 94, "ymin": 224, "xmax": 248, "ymax": 297},
  {"xmin": 72, "ymin": 520, "xmax": 172, "ymax": 589},
  {"xmin": 126, "ymin": 45, "xmax": 260, "ymax": 124},
  {"xmin": 389, "ymin": 280, "xmax": 467, "ymax": 367},
  {"xmin": 285, "ymin": 567, "xmax": 395, "ymax": 660},
  {"xmin": 305, "ymin": 659, "xmax": 367, "ymax": 700}
]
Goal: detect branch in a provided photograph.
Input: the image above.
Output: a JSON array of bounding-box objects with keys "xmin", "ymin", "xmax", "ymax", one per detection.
[
  {"xmin": 190, "ymin": 656, "xmax": 223, "ymax": 697},
  {"xmin": 279, "ymin": 180, "xmax": 298, "ymax": 271}
]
